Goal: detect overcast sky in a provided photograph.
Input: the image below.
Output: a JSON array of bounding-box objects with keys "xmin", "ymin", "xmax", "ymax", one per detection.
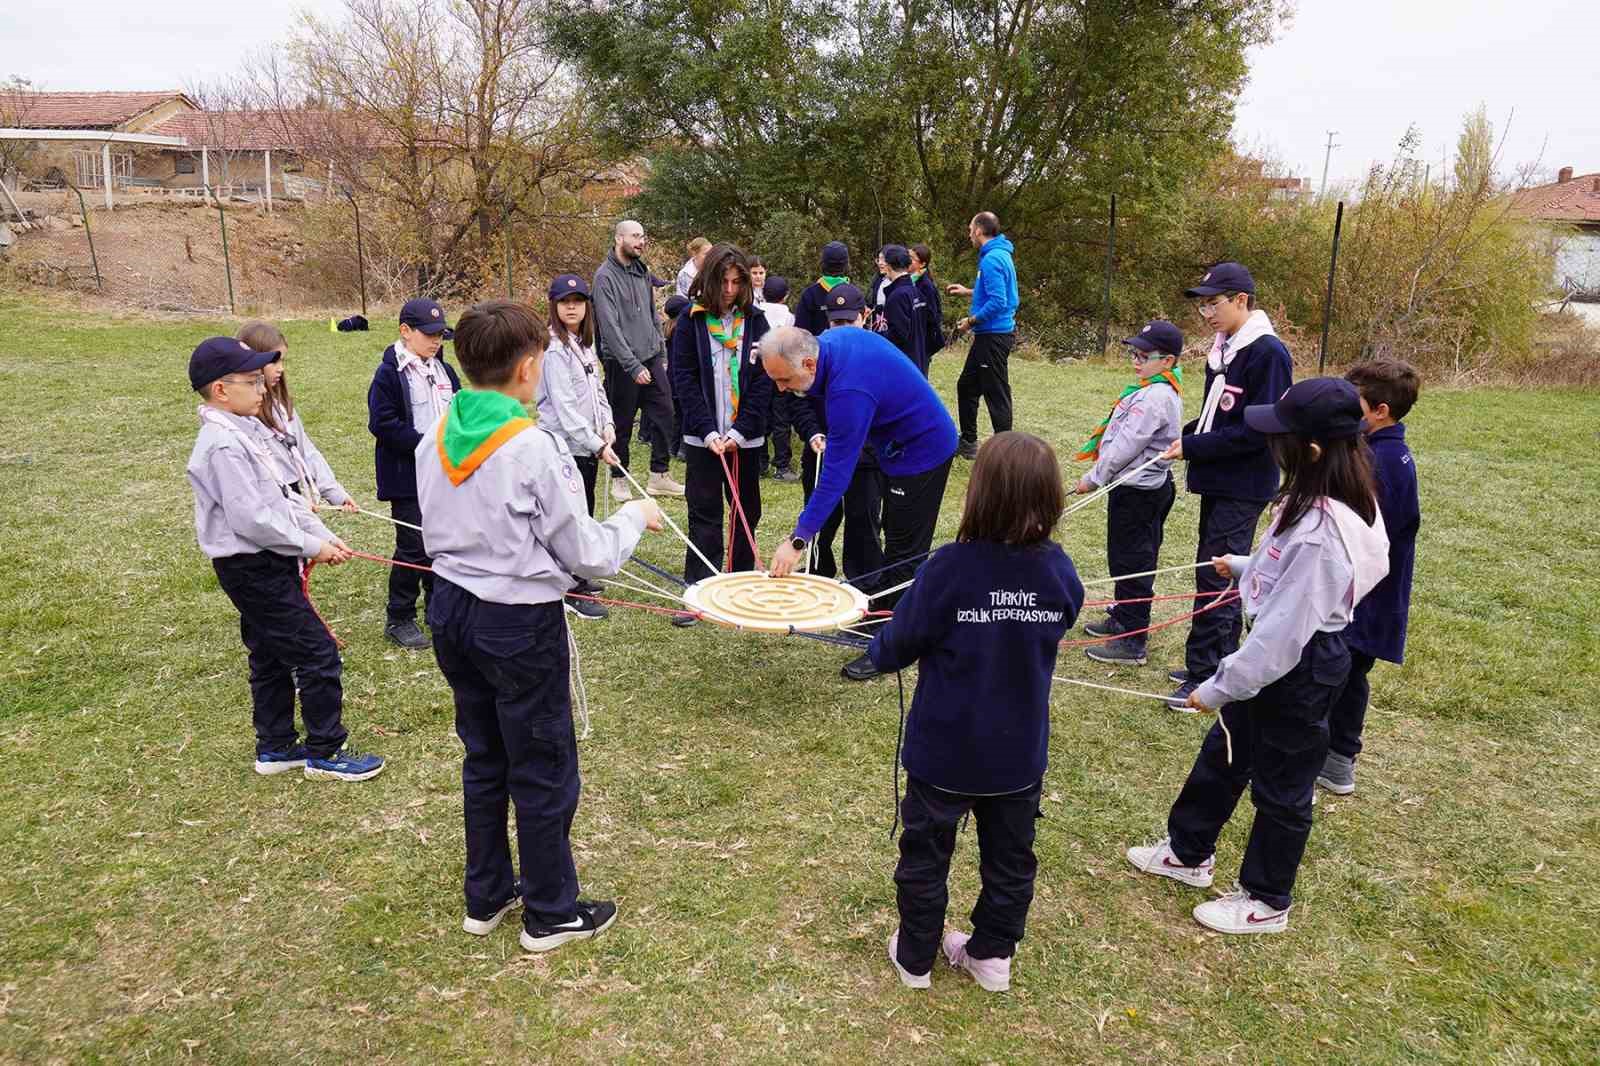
[{"xmin": 5, "ymin": 0, "xmax": 1596, "ymax": 191}]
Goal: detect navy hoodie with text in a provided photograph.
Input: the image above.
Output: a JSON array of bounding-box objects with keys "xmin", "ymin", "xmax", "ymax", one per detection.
[{"xmin": 868, "ymin": 541, "xmax": 1084, "ymax": 795}]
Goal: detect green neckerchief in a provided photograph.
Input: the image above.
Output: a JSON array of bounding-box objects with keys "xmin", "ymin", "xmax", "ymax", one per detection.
[
  {"xmin": 910, "ymin": 271, "xmax": 923, "ymax": 282},
  {"xmin": 705, "ymin": 309, "xmax": 746, "ymax": 416},
  {"xmin": 819, "ymin": 275, "xmax": 849, "ymax": 291},
  {"xmin": 1075, "ymin": 366, "xmax": 1183, "ymax": 461},
  {"xmin": 438, "ymin": 388, "xmax": 532, "ymax": 485}
]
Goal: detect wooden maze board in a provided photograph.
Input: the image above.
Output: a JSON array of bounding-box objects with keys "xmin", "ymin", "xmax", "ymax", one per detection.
[{"xmin": 682, "ymin": 572, "xmax": 869, "ymax": 633}]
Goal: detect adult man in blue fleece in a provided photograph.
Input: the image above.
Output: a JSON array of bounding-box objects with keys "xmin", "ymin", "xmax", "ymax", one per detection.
[
  {"xmin": 945, "ymin": 211, "xmax": 1019, "ymax": 460},
  {"xmin": 762, "ymin": 323, "xmax": 959, "ymax": 681}
]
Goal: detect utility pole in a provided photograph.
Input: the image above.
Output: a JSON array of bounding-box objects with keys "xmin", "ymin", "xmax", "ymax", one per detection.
[{"xmin": 1319, "ymin": 130, "xmax": 1341, "ymax": 200}]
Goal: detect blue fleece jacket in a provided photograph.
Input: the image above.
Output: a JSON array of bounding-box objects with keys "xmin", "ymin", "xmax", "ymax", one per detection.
[
  {"xmin": 869, "ymin": 541, "xmax": 1084, "ymax": 795},
  {"xmin": 969, "ymin": 234, "xmax": 1018, "ymax": 335},
  {"xmin": 791, "ymin": 327, "xmax": 959, "ymax": 541},
  {"xmin": 1343, "ymin": 423, "xmax": 1419, "ymax": 663}
]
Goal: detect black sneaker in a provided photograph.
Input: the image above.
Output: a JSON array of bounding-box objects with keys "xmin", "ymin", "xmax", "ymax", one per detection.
[
  {"xmin": 841, "ymin": 653, "xmax": 881, "ymax": 682},
  {"xmin": 956, "ymin": 439, "xmax": 979, "ymax": 461},
  {"xmin": 1085, "ymin": 637, "xmax": 1147, "ymax": 666},
  {"xmin": 774, "ymin": 468, "xmax": 801, "ymax": 483},
  {"xmin": 1166, "ymin": 680, "xmax": 1199, "ymax": 713},
  {"xmin": 1168, "ymin": 667, "xmax": 1193, "ymax": 685},
  {"xmin": 520, "ymin": 899, "xmax": 618, "ymax": 953},
  {"xmin": 463, "ymin": 880, "xmax": 524, "ymax": 936},
  {"xmin": 1083, "ymin": 616, "xmax": 1126, "ymax": 639},
  {"xmin": 385, "ymin": 619, "xmax": 431, "ymax": 650},
  {"xmin": 564, "ymin": 588, "xmax": 609, "ymax": 620},
  {"xmin": 671, "ymin": 613, "xmax": 699, "ymax": 628}
]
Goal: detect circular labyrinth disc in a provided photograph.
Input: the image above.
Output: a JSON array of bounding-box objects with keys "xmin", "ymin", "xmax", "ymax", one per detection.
[{"xmin": 682, "ymin": 572, "xmax": 869, "ymax": 633}]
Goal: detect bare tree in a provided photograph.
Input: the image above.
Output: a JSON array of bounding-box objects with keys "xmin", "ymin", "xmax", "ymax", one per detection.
[{"xmin": 0, "ymin": 76, "xmax": 43, "ymax": 185}]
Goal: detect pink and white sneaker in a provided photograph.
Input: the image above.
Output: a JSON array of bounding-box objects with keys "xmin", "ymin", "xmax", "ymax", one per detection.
[
  {"xmin": 1193, "ymin": 885, "xmax": 1290, "ymax": 934},
  {"xmin": 887, "ymin": 930, "xmax": 930, "ymax": 989},
  {"xmin": 1126, "ymin": 837, "xmax": 1215, "ymax": 888},
  {"xmin": 941, "ymin": 930, "xmax": 1011, "ymax": 992}
]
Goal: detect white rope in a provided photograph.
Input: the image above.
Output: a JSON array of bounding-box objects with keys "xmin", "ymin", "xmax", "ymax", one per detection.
[
  {"xmin": 1079, "ymin": 560, "xmax": 1211, "ymax": 587},
  {"xmin": 1051, "ymin": 674, "xmax": 1233, "ymax": 764},
  {"xmin": 332, "ymin": 505, "xmax": 424, "ymax": 533},
  {"xmin": 1064, "ymin": 452, "xmax": 1170, "ymax": 517},
  {"xmin": 599, "ymin": 575, "xmax": 683, "ymax": 606},
  {"xmin": 568, "ymin": 616, "xmax": 592, "ymax": 741},
  {"xmin": 867, "ymin": 576, "xmax": 916, "ymax": 602},
  {"xmin": 607, "ymin": 459, "xmax": 721, "ymax": 577},
  {"xmin": 846, "ymin": 614, "xmax": 890, "ymax": 627}
]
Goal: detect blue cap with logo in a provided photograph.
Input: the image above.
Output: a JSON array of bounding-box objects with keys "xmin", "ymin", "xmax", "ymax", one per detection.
[
  {"xmin": 1184, "ymin": 261, "xmax": 1255, "ymax": 298},
  {"xmin": 1123, "ymin": 320, "xmax": 1183, "ymax": 357},
  {"xmin": 824, "ymin": 283, "xmax": 866, "ymax": 321},
  {"xmin": 400, "ymin": 297, "xmax": 452, "ymax": 336},
  {"xmin": 1244, "ymin": 377, "xmax": 1364, "ymax": 440},
  {"xmin": 549, "ymin": 273, "xmax": 591, "ymax": 301},
  {"xmin": 664, "ymin": 294, "xmax": 691, "ymax": 320},
  {"xmin": 189, "ymin": 335, "xmax": 277, "ymax": 392},
  {"xmin": 763, "ymin": 275, "xmax": 789, "ymax": 303}
]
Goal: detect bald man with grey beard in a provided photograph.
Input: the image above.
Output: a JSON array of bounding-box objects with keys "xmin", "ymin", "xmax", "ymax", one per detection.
[{"xmin": 594, "ymin": 220, "xmax": 685, "ymax": 499}]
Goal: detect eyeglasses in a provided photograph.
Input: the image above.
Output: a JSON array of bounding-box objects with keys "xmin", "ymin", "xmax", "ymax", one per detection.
[{"xmin": 222, "ymin": 374, "xmax": 267, "ymax": 390}]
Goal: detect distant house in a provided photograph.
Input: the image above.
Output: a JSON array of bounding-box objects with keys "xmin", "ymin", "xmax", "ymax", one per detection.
[
  {"xmin": 1512, "ymin": 166, "xmax": 1600, "ymax": 297},
  {"xmin": 0, "ymin": 89, "xmax": 335, "ymax": 204}
]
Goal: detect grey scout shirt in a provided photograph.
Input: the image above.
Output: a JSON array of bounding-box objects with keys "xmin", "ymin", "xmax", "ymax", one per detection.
[
  {"xmin": 1195, "ymin": 501, "xmax": 1388, "ymax": 712},
  {"xmin": 415, "ymin": 419, "xmax": 647, "ymax": 606},
  {"xmin": 535, "ymin": 336, "xmax": 614, "ymax": 457},
  {"xmin": 1088, "ymin": 381, "xmax": 1181, "ymax": 490},
  {"xmin": 258, "ymin": 401, "xmax": 352, "ymax": 507},
  {"xmin": 594, "ymin": 251, "xmax": 665, "ymax": 376},
  {"xmin": 187, "ymin": 406, "xmax": 335, "ymax": 560}
]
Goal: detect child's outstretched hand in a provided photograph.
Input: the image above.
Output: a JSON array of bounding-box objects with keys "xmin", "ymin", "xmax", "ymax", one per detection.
[
  {"xmin": 625, "ymin": 498, "xmax": 665, "ymax": 532},
  {"xmin": 315, "ymin": 538, "xmax": 353, "ymax": 565},
  {"xmin": 1161, "ymin": 438, "xmax": 1184, "ymax": 461},
  {"xmin": 1185, "ymin": 690, "xmax": 1215, "ymax": 714},
  {"xmin": 340, "ymin": 499, "xmax": 359, "ymax": 513},
  {"xmin": 1075, "ymin": 476, "xmax": 1095, "ymax": 495},
  {"xmin": 600, "ymin": 444, "xmax": 620, "ymax": 466},
  {"xmin": 1210, "ymin": 556, "xmax": 1233, "ymax": 579}
]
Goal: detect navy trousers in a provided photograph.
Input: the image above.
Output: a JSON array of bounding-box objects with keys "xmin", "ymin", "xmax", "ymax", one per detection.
[
  {"xmin": 1167, "ymin": 631, "xmax": 1350, "ymax": 910},
  {"xmin": 802, "ymin": 445, "xmax": 886, "ymax": 583},
  {"xmin": 956, "ymin": 331, "xmax": 1015, "ymax": 443},
  {"xmin": 427, "ymin": 581, "xmax": 581, "ymax": 925},
  {"xmin": 875, "ymin": 456, "xmax": 952, "ymax": 610},
  {"xmin": 387, "ymin": 496, "xmax": 435, "ymax": 624},
  {"xmin": 1105, "ymin": 477, "xmax": 1176, "ymax": 639},
  {"xmin": 1328, "ymin": 650, "xmax": 1377, "ymax": 759},
  {"xmin": 213, "ymin": 551, "xmax": 347, "ymax": 758},
  {"xmin": 1184, "ymin": 494, "xmax": 1266, "ymax": 681},
  {"xmin": 894, "ymin": 776, "xmax": 1042, "ymax": 975},
  {"xmin": 683, "ymin": 443, "xmax": 764, "ymax": 583}
]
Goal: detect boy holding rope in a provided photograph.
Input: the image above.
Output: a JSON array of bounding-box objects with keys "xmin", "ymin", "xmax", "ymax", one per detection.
[
  {"xmin": 415, "ymin": 300, "xmax": 663, "ymax": 951},
  {"xmin": 1073, "ymin": 320, "xmax": 1184, "ymax": 666},
  {"xmin": 185, "ymin": 337, "xmax": 385, "ymax": 782}
]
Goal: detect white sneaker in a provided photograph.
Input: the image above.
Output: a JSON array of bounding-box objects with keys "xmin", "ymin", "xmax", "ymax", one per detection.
[
  {"xmin": 1126, "ymin": 837, "xmax": 1215, "ymax": 888},
  {"xmin": 887, "ymin": 931, "xmax": 930, "ymax": 989},
  {"xmin": 609, "ymin": 478, "xmax": 633, "ymax": 503},
  {"xmin": 942, "ymin": 930, "xmax": 1010, "ymax": 992},
  {"xmin": 462, "ymin": 893, "xmax": 520, "ymax": 936},
  {"xmin": 646, "ymin": 472, "xmax": 686, "ymax": 497},
  {"xmin": 1193, "ymin": 885, "xmax": 1290, "ymax": 934}
]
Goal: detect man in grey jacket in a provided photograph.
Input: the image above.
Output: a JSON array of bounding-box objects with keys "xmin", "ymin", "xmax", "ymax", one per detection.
[{"xmin": 594, "ymin": 219, "xmax": 684, "ymax": 499}]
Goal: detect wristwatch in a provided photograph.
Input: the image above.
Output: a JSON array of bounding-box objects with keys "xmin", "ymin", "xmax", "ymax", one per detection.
[{"xmin": 789, "ymin": 535, "xmax": 808, "ymax": 553}]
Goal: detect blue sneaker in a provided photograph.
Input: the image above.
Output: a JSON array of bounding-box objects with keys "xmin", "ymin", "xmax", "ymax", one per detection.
[
  {"xmin": 254, "ymin": 744, "xmax": 308, "ymax": 776},
  {"xmin": 304, "ymin": 746, "xmax": 386, "ymax": 782}
]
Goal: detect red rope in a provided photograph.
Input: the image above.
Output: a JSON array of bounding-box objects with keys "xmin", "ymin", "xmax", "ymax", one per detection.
[
  {"xmin": 300, "ymin": 560, "xmax": 348, "ymax": 650},
  {"xmin": 1060, "ymin": 587, "xmax": 1239, "ymax": 648},
  {"xmin": 717, "ymin": 447, "xmax": 763, "ymax": 570}
]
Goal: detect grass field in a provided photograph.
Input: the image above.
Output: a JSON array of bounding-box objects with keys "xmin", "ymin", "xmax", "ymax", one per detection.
[{"xmin": 1, "ymin": 294, "xmax": 1597, "ymax": 1065}]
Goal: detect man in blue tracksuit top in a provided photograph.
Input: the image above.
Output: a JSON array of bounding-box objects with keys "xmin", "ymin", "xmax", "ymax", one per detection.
[
  {"xmin": 762, "ymin": 322, "xmax": 959, "ymax": 681},
  {"xmin": 945, "ymin": 211, "xmax": 1019, "ymax": 459}
]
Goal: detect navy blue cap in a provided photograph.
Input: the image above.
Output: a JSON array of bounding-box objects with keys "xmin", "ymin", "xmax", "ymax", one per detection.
[
  {"xmin": 664, "ymin": 294, "xmax": 691, "ymax": 319},
  {"xmin": 189, "ymin": 335, "xmax": 277, "ymax": 392},
  {"xmin": 763, "ymin": 275, "xmax": 789, "ymax": 303},
  {"xmin": 400, "ymin": 297, "xmax": 451, "ymax": 335},
  {"xmin": 549, "ymin": 273, "xmax": 591, "ymax": 301},
  {"xmin": 1184, "ymin": 261, "xmax": 1255, "ymax": 298},
  {"xmin": 881, "ymin": 244, "xmax": 911, "ymax": 270},
  {"xmin": 1123, "ymin": 320, "xmax": 1183, "ymax": 357},
  {"xmin": 823, "ymin": 283, "xmax": 866, "ymax": 321},
  {"xmin": 820, "ymin": 241, "xmax": 850, "ymax": 274},
  {"xmin": 1245, "ymin": 377, "xmax": 1364, "ymax": 440}
]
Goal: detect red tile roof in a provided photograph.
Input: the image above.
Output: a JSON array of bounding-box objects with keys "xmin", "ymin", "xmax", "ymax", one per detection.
[
  {"xmin": 150, "ymin": 110, "xmax": 403, "ymax": 151},
  {"xmin": 0, "ymin": 90, "xmax": 195, "ymax": 129},
  {"xmin": 1512, "ymin": 172, "xmax": 1600, "ymax": 224}
]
